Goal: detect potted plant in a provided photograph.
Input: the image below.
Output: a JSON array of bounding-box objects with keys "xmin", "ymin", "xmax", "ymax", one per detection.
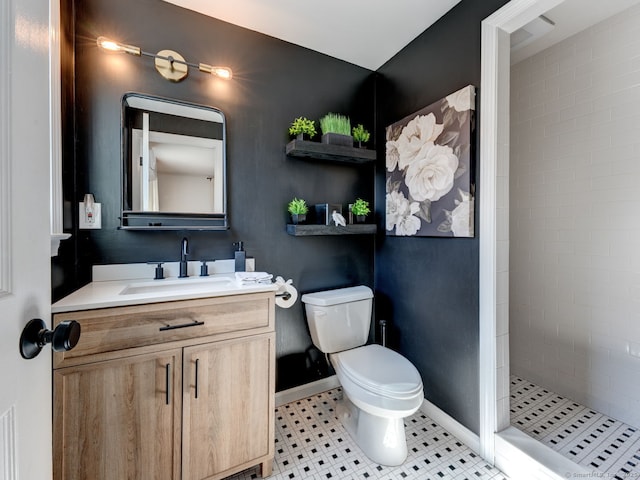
[
  {"xmin": 351, "ymin": 198, "xmax": 371, "ymax": 223},
  {"xmin": 288, "ymin": 197, "xmax": 309, "ymax": 224},
  {"xmin": 319, "ymin": 113, "xmax": 352, "ymax": 146},
  {"xmin": 352, "ymin": 124, "xmax": 370, "ymax": 148},
  {"xmin": 288, "ymin": 117, "xmax": 317, "ymax": 140}
]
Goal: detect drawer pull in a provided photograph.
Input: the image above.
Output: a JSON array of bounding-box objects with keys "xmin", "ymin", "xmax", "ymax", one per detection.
[
  {"xmin": 194, "ymin": 358, "xmax": 200, "ymax": 399},
  {"xmin": 159, "ymin": 320, "xmax": 205, "ymax": 331},
  {"xmin": 165, "ymin": 363, "xmax": 170, "ymax": 405}
]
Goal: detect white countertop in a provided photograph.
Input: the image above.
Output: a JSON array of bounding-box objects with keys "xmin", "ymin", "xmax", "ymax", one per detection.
[{"xmin": 52, "ymin": 261, "xmax": 278, "ymax": 313}]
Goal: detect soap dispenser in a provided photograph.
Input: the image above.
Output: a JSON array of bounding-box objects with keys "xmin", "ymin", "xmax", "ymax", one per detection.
[{"xmin": 234, "ymin": 241, "xmax": 246, "ymax": 272}]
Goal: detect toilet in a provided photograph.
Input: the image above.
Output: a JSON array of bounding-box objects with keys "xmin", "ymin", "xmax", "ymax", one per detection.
[{"xmin": 301, "ymin": 285, "xmax": 424, "ymax": 466}]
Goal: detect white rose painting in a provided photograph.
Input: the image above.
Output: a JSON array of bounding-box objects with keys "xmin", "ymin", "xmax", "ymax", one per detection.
[{"xmin": 385, "ymin": 85, "xmax": 475, "ymax": 237}]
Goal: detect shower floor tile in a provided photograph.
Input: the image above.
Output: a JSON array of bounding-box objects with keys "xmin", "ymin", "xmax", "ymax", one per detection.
[
  {"xmin": 228, "ymin": 388, "xmax": 509, "ymax": 480},
  {"xmin": 511, "ymin": 375, "xmax": 640, "ymax": 479}
]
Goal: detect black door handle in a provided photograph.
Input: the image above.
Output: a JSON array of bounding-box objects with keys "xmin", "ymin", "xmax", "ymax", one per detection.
[{"xmin": 19, "ymin": 318, "xmax": 81, "ymax": 359}]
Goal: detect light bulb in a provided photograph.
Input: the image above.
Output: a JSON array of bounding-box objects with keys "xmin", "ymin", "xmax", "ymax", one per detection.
[
  {"xmin": 96, "ymin": 36, "xmax": 141, "ymax": 56},
  {"xmin": 199, "ymin": 63, "xmax": 233, "ymax": 80}
]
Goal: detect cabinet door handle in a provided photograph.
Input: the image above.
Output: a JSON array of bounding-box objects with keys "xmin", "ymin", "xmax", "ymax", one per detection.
[
  {"xmin": 165, "ymin": 363, "xmax": 170, "ymax": 405},
  {"xmin": 159, "ymin": 320, "xmax": 205, "ymax": 331},
  {"xmin": 194, "ymin": 358, "xmax": 199, "ymax": 399}
]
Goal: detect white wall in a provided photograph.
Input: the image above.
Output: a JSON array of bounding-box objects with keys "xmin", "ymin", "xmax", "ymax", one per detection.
[
  {"xmin": 157, "ymin": 173, "xmax": 215, "ymax": 213},
  {"xmin": 510, "ymin": 3, "xmax": 640, "ymax": 427}
]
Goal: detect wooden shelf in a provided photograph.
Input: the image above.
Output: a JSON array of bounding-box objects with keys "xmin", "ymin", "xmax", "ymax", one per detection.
[
  {"xmin": 285, "ymin": 139, "xmax": 376, "ymax": 164},
  {"xmin": 287, "ymin": 224, "xmax": 377, "ymax": 236}
]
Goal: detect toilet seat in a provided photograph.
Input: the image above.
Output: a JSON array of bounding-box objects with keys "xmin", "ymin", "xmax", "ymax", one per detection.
[{"xmin": 331, "ymin": 344, "xmax": 423, "ymax": 417}]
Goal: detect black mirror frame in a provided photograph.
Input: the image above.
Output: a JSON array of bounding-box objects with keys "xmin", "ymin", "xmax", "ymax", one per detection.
[{"xmin": 119, "ymin": 92, "xmax": 229, "ymax": 231}]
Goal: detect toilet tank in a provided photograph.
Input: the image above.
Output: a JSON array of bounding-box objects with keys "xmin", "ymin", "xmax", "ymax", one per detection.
[{"xmin": 301, "ymin": 286, "xmax": 373, "ymax": 354}]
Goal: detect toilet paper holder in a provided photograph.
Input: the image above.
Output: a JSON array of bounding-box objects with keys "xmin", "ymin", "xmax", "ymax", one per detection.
[
  {"xmin": 276, "ymin": 291, "xmax": 292, "ymax": 301},
  {"xmin": 273, "ymin": 276, "xmax": 298, "ymax": 308}
]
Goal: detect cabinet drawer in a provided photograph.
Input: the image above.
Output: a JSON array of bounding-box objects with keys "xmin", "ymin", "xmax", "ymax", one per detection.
[{"xmin": 53, "ymin": 292, "xmax": 274, "ymax": 367}]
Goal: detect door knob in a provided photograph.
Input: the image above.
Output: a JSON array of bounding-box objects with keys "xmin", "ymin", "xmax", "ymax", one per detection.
[{"xmin": 19, "ymin": 318, "xmax": 81, "ymax": 359}]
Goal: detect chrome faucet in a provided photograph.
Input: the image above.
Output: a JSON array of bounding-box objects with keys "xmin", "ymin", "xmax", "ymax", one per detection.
[{"xmin": 179, "ymin": 237, "xmax": 189, "ymax": 278}]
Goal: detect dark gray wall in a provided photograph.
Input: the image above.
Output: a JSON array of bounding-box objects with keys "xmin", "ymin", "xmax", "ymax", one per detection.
[
  {"xmin": 374, "ymin": 0, "xmax": 509, "ymax": 434},
  {"xmin": 56, "ymin": 0, "xmax": 511, "ymax": 423},
  {"xmin": 55, "ymin": 0, "xmax": 376, "ymax": 390}
]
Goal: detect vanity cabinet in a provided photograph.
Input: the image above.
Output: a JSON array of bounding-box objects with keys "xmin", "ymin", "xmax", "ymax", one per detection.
[
  {"xmin": 52, "ymin": 292, "xmax": 275, "ymax": 480},
  {"xmin": 53, "ymin": 350, "xmax": 182, "ymax": 480},
  {"xmin": 182, "ymin": 336, "xmax": 272, "ymax": 479}
]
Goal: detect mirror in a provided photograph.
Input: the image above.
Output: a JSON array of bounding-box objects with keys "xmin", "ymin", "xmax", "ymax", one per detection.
[{"xmin": 121, "ymin": 93, "xmax": 228, "ymax": 230}]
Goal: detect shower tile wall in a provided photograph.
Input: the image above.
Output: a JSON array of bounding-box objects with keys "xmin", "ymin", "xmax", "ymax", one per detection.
[{"xmin": 509, "ymin": 3, "xmax": 640, "ymax": 428}]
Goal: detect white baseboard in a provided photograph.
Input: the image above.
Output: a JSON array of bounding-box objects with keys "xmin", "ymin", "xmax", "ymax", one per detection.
[
  {"xmin": 417, "ymin": 401, "xmax": 590, "ymax": 479},
  {"xmin": 275, "ymin": 375, "xmax": 341, "ymax": 407},
  {"xmin": 419, "ymin": 398, "xmax": 481, "ymax": 454}
]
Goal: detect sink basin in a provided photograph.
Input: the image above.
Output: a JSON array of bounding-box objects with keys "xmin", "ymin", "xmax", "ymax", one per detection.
[{"xmin": 120, "ymin": 276, "xmax": 233, "ymax": 295}]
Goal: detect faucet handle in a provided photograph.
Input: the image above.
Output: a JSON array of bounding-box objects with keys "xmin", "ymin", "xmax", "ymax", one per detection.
[
  {"xmin": 147, "ymin": 262, "xmax": 165, "ymax": 280},
  {"xmin": 199, "ymin": 259, "xmax": 215, "ymax": 277}
]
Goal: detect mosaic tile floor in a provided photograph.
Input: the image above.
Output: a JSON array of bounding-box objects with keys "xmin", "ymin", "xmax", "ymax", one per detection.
[
  {"xmin": 511, "ymin": 375, "xmax": 640, "ymax": 479},
  {"xmin": 228, "ymin": 388, "xmax": 508, "ymax": 480}
]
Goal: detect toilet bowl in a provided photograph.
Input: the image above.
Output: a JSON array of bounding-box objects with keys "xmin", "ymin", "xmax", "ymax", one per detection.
[
  {"xmin": 331, "ymin": 344, "xmax": 423, "ymax": 466},
  {"xmin": 332, "ymin": 344, "xmax": 423, "ymax": 418},
  {"xmin": 301, "ymin": 286, "xmax": 424, "ymax": 466}
]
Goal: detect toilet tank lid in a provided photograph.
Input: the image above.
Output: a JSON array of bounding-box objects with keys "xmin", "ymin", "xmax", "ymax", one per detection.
[{"xmin": 301, "ymin": 285, "xmax": 373, "ymax": 306}]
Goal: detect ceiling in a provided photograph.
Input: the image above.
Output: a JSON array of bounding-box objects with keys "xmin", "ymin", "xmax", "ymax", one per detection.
[
  {"xmin": 162, "ymin": 0, "xmax": 640, "ymax": 70},
  {"xmin": 161, "ymin": 0, "xmax": 463, "ymax": 70}
]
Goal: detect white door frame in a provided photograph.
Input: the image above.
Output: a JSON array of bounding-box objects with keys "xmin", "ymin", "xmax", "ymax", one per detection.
[
  {"xmin": 477, "ymin": 0, "xmax": 579, "ymax": 478},
  {"xmin": 50, "ymin": 0, "xmax": 70, "ymax": 255}
]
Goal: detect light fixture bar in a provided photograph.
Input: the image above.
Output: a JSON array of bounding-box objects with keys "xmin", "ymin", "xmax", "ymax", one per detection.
[{"xmin": 96, "ymin": 36, "xmax": 233, "ymax": 81}]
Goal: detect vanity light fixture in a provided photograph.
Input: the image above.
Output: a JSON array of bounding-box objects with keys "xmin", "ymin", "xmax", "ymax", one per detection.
[{"xmin": 96, "ymin": 36, "xmax": 233, "ymax": 82}]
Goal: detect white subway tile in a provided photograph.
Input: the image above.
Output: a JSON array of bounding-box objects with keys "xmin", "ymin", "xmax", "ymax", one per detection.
[
  {"xmin": 510, "ymin": 6, "xmax": 640, "ymax": 424},
  {"xmin": 559, "ymin": 72, "xmax": 593, "ymax": 98},
  {"xmin": 592, "ymin": 85, "xmax": 640, "ymax": 111},
  {"xmin": 544, "ymin": 43, "xmax": 578, "ymax": 68},
  {"xmin": 558, "ymin": 99, "xmax": 593, "ymax": 122},
  {"xmin": 548, "ymin": 91, "xmax": 576, "ymax": 114},
  {"xmin": 497, "ymin": 334, "xmax": 509, "ymax": 369},
  {"xmin": 544, "ymin": 117, "xmax": 577, "ymax": 137},
  {"xmin": 496, "ymin": 301, "xmax": 509, "ymax": 337},
  {"xmin": 557, "ymin": 127, "xmax": 591, "ymax": 148},
  {"xmin": 558, "ymin": 45, "xmax": 593, "ymax": 74}
]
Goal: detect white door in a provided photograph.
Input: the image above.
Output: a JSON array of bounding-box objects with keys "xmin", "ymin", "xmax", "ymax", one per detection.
[{"xmin": 0, "ymin": 0, "xmax": 54, "ymax": 478}]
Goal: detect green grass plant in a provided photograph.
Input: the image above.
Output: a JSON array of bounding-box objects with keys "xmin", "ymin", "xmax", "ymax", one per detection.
[{"xmin": 319, "ymin": 113, "xmax": 351, "ymax": 136}]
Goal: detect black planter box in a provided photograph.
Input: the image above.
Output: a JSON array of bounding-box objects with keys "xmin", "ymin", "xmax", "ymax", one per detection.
[{"xmin": 321, "ymin": 133, "xmax": 353, "ymax": 147}]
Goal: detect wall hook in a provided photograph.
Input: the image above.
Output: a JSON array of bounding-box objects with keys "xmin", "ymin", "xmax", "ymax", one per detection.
[{"xmin": 19, "ymin": 318, "xmax": 81, "ymax": 360}]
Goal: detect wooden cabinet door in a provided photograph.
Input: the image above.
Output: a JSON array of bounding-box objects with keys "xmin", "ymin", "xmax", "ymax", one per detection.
[
  {"xmin": 53, "ymin": 350, "xmax": 182, "ymax": 480},
  {"xmin": 182, "ymin": 334, "xmax": 275, "ymax": 480}
]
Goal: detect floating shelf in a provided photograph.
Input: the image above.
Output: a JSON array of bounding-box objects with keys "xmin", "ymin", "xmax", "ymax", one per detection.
[
  {"xmin": 285, "ymin": 139, "xmax": 376, "ymax": 164},
  {"xmin": 287, "ymin": 224, "xmax": 377, "ymax": 236}
]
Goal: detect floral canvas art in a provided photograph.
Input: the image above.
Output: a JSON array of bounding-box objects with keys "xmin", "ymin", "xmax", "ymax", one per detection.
[{"xmin": 385, "ymin": 85, "xmax": 475, "ymax": 237}]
